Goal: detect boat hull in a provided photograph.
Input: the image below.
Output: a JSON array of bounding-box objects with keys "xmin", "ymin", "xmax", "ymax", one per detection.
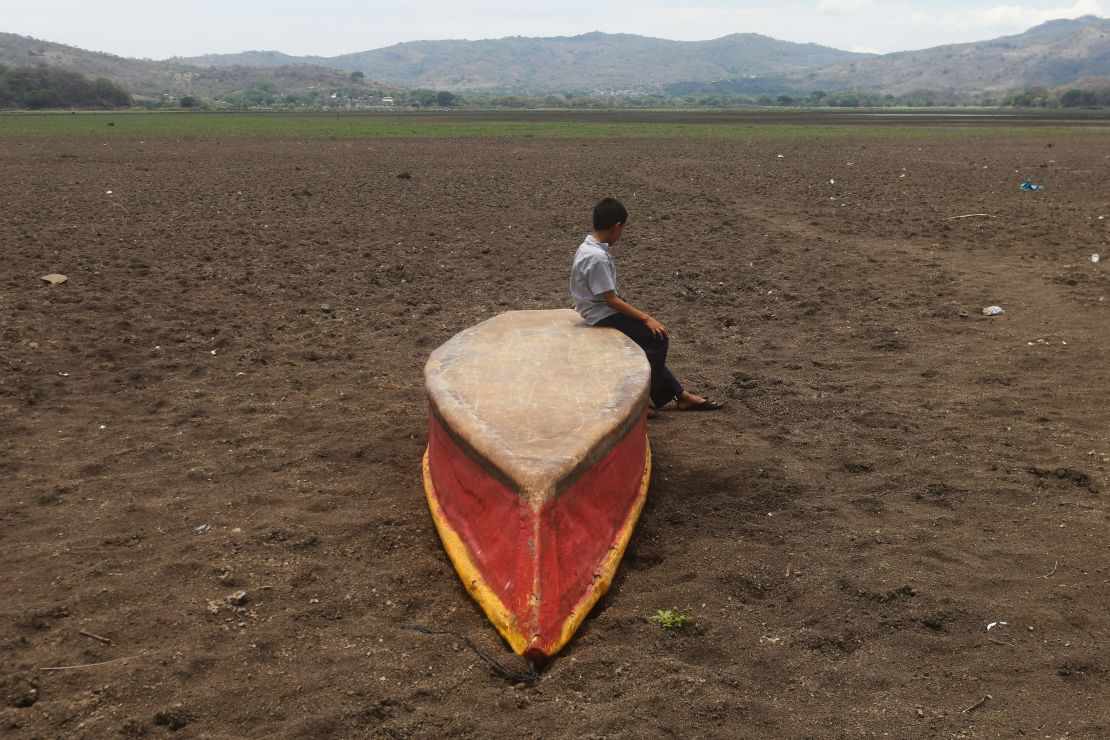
[{"xmin": 423, "ymin": 409, "xmax": 651, "ymax": 661}]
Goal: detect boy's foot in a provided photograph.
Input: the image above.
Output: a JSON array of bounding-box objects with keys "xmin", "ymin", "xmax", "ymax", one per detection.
[
  {"xmin": 647, "ymin": 402, "xmax": 658, "ymax": 419},
  {"xmin": 678, "ymin": 398, "xmax": 724, "ymax": 411},
  {"xmin": 674, "ymin": 392, "xmax": 725, "ymax": 411}
]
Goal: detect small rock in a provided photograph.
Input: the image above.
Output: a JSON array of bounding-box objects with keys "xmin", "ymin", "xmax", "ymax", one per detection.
[
  {"xmin": 40, "ymin": 274, "xmax": 67, "ymax": 285},
  {"xmin": 118, "ymin": 718, "xmax": 146, "ymax": 737},
  {"xmin": 321, "ymin": 304, "xmax": 333, "ymax": 314},
  {"xmin": 28, "ymin": 341, "xmax": 40, "ymax": 350},
  {"xmin": 226, "ymin": 590, "xmax": 248, "ymax": 606},
  {"xmin": 1, "ymin": 675, "xmax": 38, "ymax": 708},
  {"xmin": 397, "ymin": 172, "xmax": 412, "ymax": 180},
  {"xmin": 152, "ymin": 705, "xmax": 191, "ymax": 731}
]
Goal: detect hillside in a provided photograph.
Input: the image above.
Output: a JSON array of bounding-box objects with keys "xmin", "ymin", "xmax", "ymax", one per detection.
[
  {"xmin": 0, "ymin": 33, "xmax": 400, "ymax": 99},
  {"xmin": 0, "ymin": 32, "xmax": 187, "ymax": 96},
  {"xmin": 172, "ymin": 32, "xmax": 868, "ymax": 92},
  {"xmin": 789, "ymin": 16, "xmax": 1110, "ymax": 94}
]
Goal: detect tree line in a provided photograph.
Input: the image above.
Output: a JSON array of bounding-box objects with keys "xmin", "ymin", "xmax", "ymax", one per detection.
[
  {"xmin": 457, "ymin": 86, "xmax": 1110, "ymax": 109},
  {"xmin": 2, "ymin": 63, "xmax": 1107, "ymax": 111},
  {"xmin": 0, "ymin": 65, "xmax": 132, "ymax": 109},
  {"xmin": 157, "ymin": 85, "xmax": 1110, "ymax": 111}
]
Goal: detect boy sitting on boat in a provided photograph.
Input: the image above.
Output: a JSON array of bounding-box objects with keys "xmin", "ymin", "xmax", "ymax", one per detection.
[{"xmin": 570, "ymin": 197, "xmax": 724, "ymax": 417}]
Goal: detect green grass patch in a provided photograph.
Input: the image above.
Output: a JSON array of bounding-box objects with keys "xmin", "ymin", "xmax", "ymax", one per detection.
[{"xmin": 0, "ymin": 111, "xmax": 1106, "ymax": 141}]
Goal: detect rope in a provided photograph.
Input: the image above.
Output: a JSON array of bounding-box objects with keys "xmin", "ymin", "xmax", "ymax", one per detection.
[{"xmin": 403, "ymin": 625, "xmax": 539, "ymax": 686}]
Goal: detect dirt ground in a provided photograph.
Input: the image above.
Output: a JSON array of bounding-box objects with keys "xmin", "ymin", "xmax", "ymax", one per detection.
[{"xmin": 1, "ymin": 120, "xmax": 1108, "ymax": 738}]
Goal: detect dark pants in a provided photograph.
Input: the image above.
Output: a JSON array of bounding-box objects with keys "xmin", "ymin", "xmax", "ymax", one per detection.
[{"xmin": 596, "ymin": 313, "xmax": 684, "ymax": 408}]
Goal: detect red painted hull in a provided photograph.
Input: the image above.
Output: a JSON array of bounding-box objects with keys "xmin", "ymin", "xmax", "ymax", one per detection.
[{"xmin": 424, "ymin": 409, "xmax": 650, "ymax": 661}]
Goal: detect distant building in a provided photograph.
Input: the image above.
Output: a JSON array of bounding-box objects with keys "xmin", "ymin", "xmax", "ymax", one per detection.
[{"xmin": 381, "ymin": 97, "xmax": 395, "ymax": 106}]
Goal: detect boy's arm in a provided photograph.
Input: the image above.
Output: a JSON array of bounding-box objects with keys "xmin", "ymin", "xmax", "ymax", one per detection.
[{"xmin": 602, "ymin": 291, "xmax": 668, "ymax": 338}]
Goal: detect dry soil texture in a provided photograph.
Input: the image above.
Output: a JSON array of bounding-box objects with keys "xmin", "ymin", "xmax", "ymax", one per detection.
[{"xmin": 2, "ymin": 123, "xmax": 1108, "ymax": 738}]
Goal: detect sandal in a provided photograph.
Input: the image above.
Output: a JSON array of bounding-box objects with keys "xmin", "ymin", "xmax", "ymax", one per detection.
[{"xmin": 676, "ymin": 398, "xmax": 725, "ymax": 411}]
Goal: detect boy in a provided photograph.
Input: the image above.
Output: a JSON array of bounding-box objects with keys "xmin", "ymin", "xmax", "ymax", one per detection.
[{"xmin": 570, "ymin": 197, "xmax": 724, "ymax": 416}]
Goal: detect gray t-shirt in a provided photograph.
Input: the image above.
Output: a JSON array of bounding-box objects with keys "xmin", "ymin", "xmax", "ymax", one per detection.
[{"xmin": 570, "ymin": 234, "xmax": 619, "ymax": 325}]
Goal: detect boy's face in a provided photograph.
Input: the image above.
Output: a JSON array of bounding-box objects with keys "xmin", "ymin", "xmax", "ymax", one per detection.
[{"xmin": 609, "ymin": 221, "xmax": 625, "ymax": 245}]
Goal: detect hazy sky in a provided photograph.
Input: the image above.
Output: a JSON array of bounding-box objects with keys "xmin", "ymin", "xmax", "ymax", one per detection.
[{"xmin": 2, "ymin": 0, "xmax": 1105, "ymax": 58}]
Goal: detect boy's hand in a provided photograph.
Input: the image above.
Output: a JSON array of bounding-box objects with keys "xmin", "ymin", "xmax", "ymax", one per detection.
[{"xmin": 643, "ymin": 316, "xmax": 668, "ymax": 338}]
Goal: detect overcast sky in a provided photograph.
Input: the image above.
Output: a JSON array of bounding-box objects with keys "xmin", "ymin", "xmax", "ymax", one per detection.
[{"xmin": 1, "ymin": 0, "xmax": 1104, "ymax": 58}]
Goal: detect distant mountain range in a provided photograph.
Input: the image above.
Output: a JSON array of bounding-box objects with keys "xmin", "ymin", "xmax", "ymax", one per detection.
[
  {"xmin": 170, "ymin": 32, "xmax": 868, "ymax": 92},
  {"xmin": 1, "ymin": 16, "xmax": 1107, "ymax": 100},
  {"xmin": 0, "ymin": 33, "xmax": 400, "ymax": 99}
]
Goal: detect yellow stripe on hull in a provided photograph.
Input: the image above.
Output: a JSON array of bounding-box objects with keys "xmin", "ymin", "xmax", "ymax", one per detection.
[{"xmin": 422, "ymin": 443, "xmax": 652, "ymax": 659}]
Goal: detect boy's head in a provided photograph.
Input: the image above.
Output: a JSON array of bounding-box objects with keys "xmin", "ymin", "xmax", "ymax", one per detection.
[{"xmin": 592, "ymin": 197, "xmax": 628, "ymax": 244}]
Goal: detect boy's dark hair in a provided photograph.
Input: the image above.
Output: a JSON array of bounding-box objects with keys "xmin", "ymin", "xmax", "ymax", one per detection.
[{"xmin": 592, "ymin": 197, "xmax": 628, "ymax": 231}]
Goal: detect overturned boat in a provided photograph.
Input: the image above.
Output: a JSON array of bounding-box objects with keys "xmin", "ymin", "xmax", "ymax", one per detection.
[{"xmin": 423, "ymin": 309, "xmax": 651, "ymax": 661}]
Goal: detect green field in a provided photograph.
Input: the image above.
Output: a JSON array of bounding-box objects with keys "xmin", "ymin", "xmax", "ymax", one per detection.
[{"xmin": 0, "ymin": 110, "xmax": 1106, "ymax": 140}]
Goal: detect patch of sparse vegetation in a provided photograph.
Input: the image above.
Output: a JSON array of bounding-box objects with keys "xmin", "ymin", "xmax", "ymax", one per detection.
[{"xmin": 649, "ymin": 608, "xmax": 694, "ymax": 630}]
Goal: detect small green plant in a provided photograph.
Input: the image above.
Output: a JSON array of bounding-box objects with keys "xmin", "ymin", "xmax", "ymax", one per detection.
[{"xmin": 649, "ymin": 607, "xmax": 694, "ymax": 630}]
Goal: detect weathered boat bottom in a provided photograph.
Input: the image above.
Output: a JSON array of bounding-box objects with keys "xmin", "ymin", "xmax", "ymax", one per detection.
[{"xmin": 423, "ymin": 422, "xmax": 651, "ymax": 661}]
